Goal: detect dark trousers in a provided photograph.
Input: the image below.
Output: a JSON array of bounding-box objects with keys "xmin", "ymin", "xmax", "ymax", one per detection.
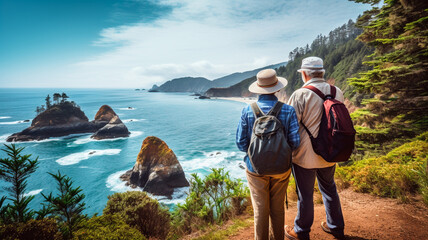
[{"xmin": 292, "ymin": 163, "xmax": 344, "ymax": 239}]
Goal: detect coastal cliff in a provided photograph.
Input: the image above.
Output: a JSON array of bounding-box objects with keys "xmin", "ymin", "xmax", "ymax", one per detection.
[
  {"xmin": 120, "ymin": 136, "xmax": 189, "ymax": 197},
  {"xmin": 7, "ymin": 102, "xmax": 129, "ymax": 142}
]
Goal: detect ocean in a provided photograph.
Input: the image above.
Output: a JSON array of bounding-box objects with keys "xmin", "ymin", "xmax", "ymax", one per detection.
[{"xmin": 0, "ymin": 88, "xmax": 247, "ymax": 215}]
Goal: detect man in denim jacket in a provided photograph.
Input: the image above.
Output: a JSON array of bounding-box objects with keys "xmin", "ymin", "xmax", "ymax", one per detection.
[{"xmin": 236, "ymin": 69, "xmax": 300, "ymax": 240}]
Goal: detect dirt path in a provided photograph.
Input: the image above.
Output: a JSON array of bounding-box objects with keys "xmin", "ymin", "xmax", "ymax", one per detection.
[{"xmin": 229, "ymin": 189, "xmax": 428, "ymax": 240}]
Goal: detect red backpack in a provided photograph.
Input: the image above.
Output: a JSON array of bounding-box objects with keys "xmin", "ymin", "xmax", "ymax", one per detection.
[{"xmin": 301, "ymin": 85, "xmax": 356, "ymax": 162}]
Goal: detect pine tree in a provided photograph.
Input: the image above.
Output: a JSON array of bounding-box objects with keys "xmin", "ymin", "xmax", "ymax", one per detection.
[
  {"xmin": 348, "ymin": 0, "xmax": 428, "ymax": 142},
  {"xmin": 40, "ymin": 171, "xmax": 86, "ymax": 239},
  {"xmin": 0, "ymin": 144, "xmax": 39, "ymax": 224},
  {"xmin": 45, "ymin": 94, "xmax": 51, "ymax": 109},
  {"xmin": 53, "ymin": 93, "xmax": 61, "ymax": 105},
  {"xmin": 61, "ymin": 92, "xmax": 69, "ymax": 103}
]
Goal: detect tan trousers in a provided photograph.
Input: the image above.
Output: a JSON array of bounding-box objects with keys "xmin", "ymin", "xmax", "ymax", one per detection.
[{"xmin": 246, "ymin": 169, "xmax": 291, "ymax": 240}]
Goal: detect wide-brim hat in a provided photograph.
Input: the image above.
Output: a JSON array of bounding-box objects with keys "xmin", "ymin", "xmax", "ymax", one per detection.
[{"xmin": 248, "ymin": 69, "xmax": 288, "ymax": 94}]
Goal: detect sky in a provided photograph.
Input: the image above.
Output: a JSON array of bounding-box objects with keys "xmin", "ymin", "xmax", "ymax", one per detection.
[{"xmin": 0, "ymin": 0, "xmax": 372, "ymax": 88}]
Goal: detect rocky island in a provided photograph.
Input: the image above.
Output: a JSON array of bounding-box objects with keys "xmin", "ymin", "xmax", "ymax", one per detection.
[
  {"xmin": 6, "ymin": 93, "xmax": 129, "ymax": 142},
  {"xmin": 120, "ymin": 136, "xmax": 189, "ymax": 198},
  {"xmin": 91, "ymin": 105, "xmax": 130, "ymax": 140}
]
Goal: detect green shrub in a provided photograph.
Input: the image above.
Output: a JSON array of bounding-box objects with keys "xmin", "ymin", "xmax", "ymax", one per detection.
[
  {"xmin": 172, "ymin": 168, "xmax": 250, "ymax": 235},
  {"xmin": 0, "ymin": 218, "xmax": 62, "ymax": 240},
  {"xmin": 336, "ymin": 136, "xmax": 428, "ymax": 203},
  {"xmin": 73, "ymin": 214, "xmax": 145, "ymax": 240},
  {"xmin": 103, "ymin": 191, "xmax": 170, "ymax": 239}
]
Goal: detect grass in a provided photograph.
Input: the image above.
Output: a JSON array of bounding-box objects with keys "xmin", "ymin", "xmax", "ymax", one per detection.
[
  {"xmin": 336, "ymin": 132, "xmax": 428, "ymax": 203},
  {"xmin": 193, "ymin": 217, "xmax": 253, "ymax": 240}
]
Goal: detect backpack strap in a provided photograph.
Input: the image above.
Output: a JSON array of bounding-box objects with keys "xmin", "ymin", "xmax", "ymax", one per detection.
[
  {"xmin": 329, "ymin": 85, "xmax": 336, "ymax": 99},
  {"xmin": 303, "ymin": 85, "xmax": 337, "ymax": 100},
  {"xmin": 267, "ymin": 101, "xmax": 284, "ymax": 117},
  {"xmin": 303, "ymin": 85, "xmax": 325, "ymax": 100},
  {"xmin": 300, "ymin": 120, "xmax": 314, "ymax": 138},
  {"xmin": 250, "ymin": 102, "xmax": 264, "ymax": 118}
]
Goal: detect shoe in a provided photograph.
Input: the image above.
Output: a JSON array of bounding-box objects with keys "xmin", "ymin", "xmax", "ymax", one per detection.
[
  {"xmin": 284, "ymin": 225, "xmax": 300, "ymax": 240},
  {"xmin": 321, "ymin": 222, "xmax": 345, "ymax": 239}
]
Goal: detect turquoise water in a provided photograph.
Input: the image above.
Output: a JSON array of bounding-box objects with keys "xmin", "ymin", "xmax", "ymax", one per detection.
[{"xmin": 0, "ymin": 89, "xmax": 247, "ymax": 215}]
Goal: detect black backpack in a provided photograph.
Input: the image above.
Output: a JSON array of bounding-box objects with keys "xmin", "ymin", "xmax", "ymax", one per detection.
[{"xmin": 247, "ymin": 102, "xmax": 292, "ymax": 175}]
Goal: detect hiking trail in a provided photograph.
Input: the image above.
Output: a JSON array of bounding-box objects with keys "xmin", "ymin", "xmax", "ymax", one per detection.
[{"xmin": 229, "ymin": 189, "xmax": 428, "ymax": 240}]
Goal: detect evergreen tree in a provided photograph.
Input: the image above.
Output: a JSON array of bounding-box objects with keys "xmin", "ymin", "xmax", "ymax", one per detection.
[
  {"xmin": 53, "ymin": 93, "xmax": 61, "ymax": 105},
  {"xmin": 61, "ymin": 92, "xmax": 69, "ymax": 103},
  {"xmin": 0, "ymin": 144, "xmax": 39, "ymax": 224},
  {"xmin": 40, "ymin": 171, "xmax": 86, "ymax": 240},
  {"xmin": 45, "ymin": 94, "xmax": 51, "ymax": 109},
  {"xmin": 348, "ymin": 0, "xmax": 428, "ymax": 142}
]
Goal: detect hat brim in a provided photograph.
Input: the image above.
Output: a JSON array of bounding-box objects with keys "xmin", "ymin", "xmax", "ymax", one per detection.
[{"xmin": 248, "ymin": 77, "xmax": 288, "ymax": 94}]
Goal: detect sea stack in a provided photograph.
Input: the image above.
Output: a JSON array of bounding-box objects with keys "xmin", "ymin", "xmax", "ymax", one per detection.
[
  {"xmin": 7, "ymin": 102, "xmax": 131, "ymax": 142},
  {"xmin": 120, "ymin": 136, "xmax": 189, "ymax": 197},
  {"xmin": 6, "ymin": 102, "xmax": 94, "ymax": 142},
  {"xmin": 91, "ymin": 105, "xmax": 130, "ymax": 140}
]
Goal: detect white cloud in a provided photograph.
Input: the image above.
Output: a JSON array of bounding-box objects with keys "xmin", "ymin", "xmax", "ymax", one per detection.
[{"xmin": 63, "ymin": 0, "xmax": 370, "ymax": 88}]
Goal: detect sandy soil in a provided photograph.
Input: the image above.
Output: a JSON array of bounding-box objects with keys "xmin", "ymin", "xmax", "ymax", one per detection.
[{"xmin": 228, "ymin": 189, "xmax": 428, "ymax": 240}]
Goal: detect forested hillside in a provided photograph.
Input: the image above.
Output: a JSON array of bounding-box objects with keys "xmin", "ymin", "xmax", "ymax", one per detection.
[{"xmin": 205, "ymin": 20, "xmax": 372, "ymax": 98}]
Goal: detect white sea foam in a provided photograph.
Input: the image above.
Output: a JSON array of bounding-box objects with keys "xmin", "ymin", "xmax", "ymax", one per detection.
[
  {"xmin": 71, "ymin": 131, "xmax": 143, "ymax": 145},
  {"xmin": 56, "ymin": 149, "xmax": 121, "ymax": 165},
  {"xmin": 122, "ymin": 119, "xmax": 146, "ymax": 123},
  {"xmin": 0, "ymin": 116, "xmax": 11, "ymax": 119},
  {"xmin": 153, "ymin": 187, "xmax": 188, "ymax": 205},
  {"xmin": 106, "ymin": 170, "xmax": 136, "ymax": 192},
  {"xmin": 0, "ymin": 134, "xmax": 11, "ymax": 143},
  {"xmin": 0, "ymin": 134, "xmax": 62, "ymax": 144},
  {"xmin": 118, "ymin": 107, "xmax": 137, "ymax": 110},
  {"xmin": 0, "ymin": 133, "xmax": 83, "ymax": 144},
  {"xmin": 106, "ymin": 170, "xmax": 188, "ymax": 205},
  {"xmin": 0, "ymin": 120, "xmax": 31, "ymax": 125},
  {"xmin": 23, "ymin": 189, "xmax": 43, "ymax": 197},
  {"xmin": 180, "ymin": 150, "xmax": 247, "ymax": 181},
  {"xmin": 181, "ymin": 150, "xmax": 242, "ymax": 171}
]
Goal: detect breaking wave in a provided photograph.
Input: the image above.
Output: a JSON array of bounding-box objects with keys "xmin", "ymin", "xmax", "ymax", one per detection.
[{"xmin": 56, "ymin": 149, "xmax": 121, "ymax": 165}]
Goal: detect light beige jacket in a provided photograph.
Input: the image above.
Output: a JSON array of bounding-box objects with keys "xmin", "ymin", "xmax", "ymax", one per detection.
[{"xmin": 287, "ymin": 78, "xmax": 344, "ymax": 169}]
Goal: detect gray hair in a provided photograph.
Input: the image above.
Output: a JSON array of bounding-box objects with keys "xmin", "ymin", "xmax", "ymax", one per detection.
[{"xmin": 302, "ymin": 69, "xmax": 325, "ymax": 78}]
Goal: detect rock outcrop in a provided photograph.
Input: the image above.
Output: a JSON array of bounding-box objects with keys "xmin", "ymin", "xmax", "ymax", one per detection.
[
  {"xmin": 90, "ymin": 105, "xmax": 130, "ymax": 140},
  {"xmin": 7, "ymin": 102, "xmax": 95, "ymax": 142},
  {"xmin": 91, "ymin": 115, "xmax": 130, "ymax": 140},
  {"xmin": 120, "ymin": 136, "xmax": 189, "ymax": 197},
  {"xmin": 7, "ymin": 103, "xmax": 130, "ymax": 142}
]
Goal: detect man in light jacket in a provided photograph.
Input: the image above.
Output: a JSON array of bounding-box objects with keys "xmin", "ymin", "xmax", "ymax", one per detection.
[{"xmin": 285, "ymin": 57, "xmax": 345, "ymax": 240}]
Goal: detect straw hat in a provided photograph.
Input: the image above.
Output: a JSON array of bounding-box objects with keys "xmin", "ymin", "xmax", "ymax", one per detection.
[{"xmin": 248, "ymin": 69, "xmax": 288, "ymax": 94}]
